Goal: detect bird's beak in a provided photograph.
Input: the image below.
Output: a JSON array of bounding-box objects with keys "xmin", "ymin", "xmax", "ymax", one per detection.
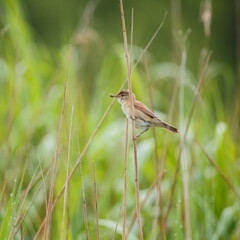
[{"xmin": 110, "ymin": 94, "xmax": 118, "ymax": 98}]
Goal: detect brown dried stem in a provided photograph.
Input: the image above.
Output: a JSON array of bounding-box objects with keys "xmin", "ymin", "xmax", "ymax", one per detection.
[
  {"xmin": 126, "ymin": 171, "xmax": 165, "ymax": 237},
  {"xmin": 112, "ymin": 206, "xmax": 122, "ymax": 240},
  {"xmin": 179, "ymin": 41, "xmax": 192, "ymax": 240},
  {"xmin": 93, "ymin": 161, "xmax": 100, "ymax": 240},
  {"xmin": 15, "ymin": 168, "xmax": 51, "ymax": 236},
  {"xmin": 122, "ymin": 119, "xmax": 129, "ymax": 240},
  {"xmin": 44, "ymin": 45, "xmax": 70, "ymax": 239},
  {"xmin": 9, "ymin": 164, "xmax": 40, "ymax": 238},
  {"xmin": 164, "ymin": 51, "xmax": 212, "ymax": 225},
  {"xmin": 144, "ymin": 56, "xmax": 164, "ymax": 239},
  {"xmin": 119, "ymin": 1, "xmax": 143, "ymax": 239},
  {"xmin": 76, "ymin": 128, "xmax": 89, "ymax": 240},
  {"xmin": 61, "ymin": 105, "xmax": 74, "ymax": 240}
]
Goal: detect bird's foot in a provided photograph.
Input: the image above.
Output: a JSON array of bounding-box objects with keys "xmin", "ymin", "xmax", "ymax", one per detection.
[{"xmin": 132, "ymin": 136, "xmax": 137, "ymax": 141}]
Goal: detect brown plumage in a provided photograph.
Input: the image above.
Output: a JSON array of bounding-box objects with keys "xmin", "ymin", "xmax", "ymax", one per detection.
[{"xmin": 110, "ymin": 89, "xmax": 178, "ymax": 137}]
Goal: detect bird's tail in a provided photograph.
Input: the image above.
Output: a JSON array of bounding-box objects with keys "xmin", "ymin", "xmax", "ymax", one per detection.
[{"xmin": 160, "ymin": 121, "xmax": 178, "ymax": 133}]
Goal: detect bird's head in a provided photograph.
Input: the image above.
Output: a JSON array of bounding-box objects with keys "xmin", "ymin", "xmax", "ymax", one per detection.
[{"xmin": 110, "ymin": 89, "xmax": 136, "ymax": 103}]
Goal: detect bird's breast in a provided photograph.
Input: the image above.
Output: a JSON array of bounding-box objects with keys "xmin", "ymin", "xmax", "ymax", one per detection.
[
  {"xmin": 121, "ymin": 102, "xmax": 149, "ymax": 129},
  {"xmin": 121, "ymin": 102, "xmax": 131, "ymax": 119}
]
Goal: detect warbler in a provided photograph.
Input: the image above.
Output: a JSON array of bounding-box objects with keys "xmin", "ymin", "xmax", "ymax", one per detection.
[{"xmin": 110, "ymin": 89, "xmax": 178, "ymax": 137}]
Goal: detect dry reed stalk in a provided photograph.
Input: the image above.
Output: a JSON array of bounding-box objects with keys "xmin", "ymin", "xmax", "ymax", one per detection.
[
  {"xmin": 15, "ymin": 169, "xmax": 51, "ymax": 235},
  {"xmin": 34, "ymin": 101, "xmax": 115, "ymax": 239},
  {"xmin": 122, "ymin": 8, "xmax": 133, "ymax": 240},
  {"xmin": 196, "ymin": 140, "xmax": 240, "ymax": 199},
  {"xmin": 9, "ymin": 164, "xmax": 40, "ymax": 238},
  {"xmin": 44, "ymin": 45, "xmax": 70, "ymax": 239},
  {"xmin": 164, "ymin": 51, "xmax": 212, "ymax": 225},
  {"xmin": 119, "ymin": 1, "xmax": 144, "ymax": 239},
  {"xmin": 179, "ymin": 43, "xmax": 192, "ymax": 240},
  {"xmin": 122, "ymin": 119, "xmax": 129, "ymax": 240},
  {"xmin": 13, "ymin": 165, "xmax": 51, "ymax": 238},
  {"xmin": 76, "ymin": 129, "xmax": 89, "ymax": 240},
  {"xmin": 154, "ymin": 51, "xmax": 179, "ymax": 233},
  {"xmin": 126, "ymin": 171, "xmax": 165, "ymax": 237},
  {"xmin": 61, "ymin": 105, "xmax": 74, "ymax": 240},
  {"xmin": 144, "ymin": 56, "xmax": 164, "ymax": 240},
  {"xmin": 34, "ymin": 19, "xmax": 167, "ymax": 238},
  {"xmin": 38, "ymin": 159, "xmax": 49, "ymax": 221},
  {"xmin": 19, "ymin": 162, "xmax": 51, "ymax": 199},
  {"xmin": 17, "ymin": 181, "xmax": 46, "ymax": 232},
  {"xmin": 80, "ymin": 161, "xmax": 89, "ymax": 239},
  {"xmin": 130, "ymin": 8, "xmax": 134, "ymax": 72},
  {"xmin": 112, "ymin": 206, "xmax": 122, "ymax": 240},
  {"xmin": 157, "ymin": 84, "xmax": 179, "ymax": 234},
  {"xmin": 11, "ymin": 160, "xmax": 51, "ymax": 238},
  {"xmin": 93, "ymin": 161, "xmax": 100, "ymax": 240}
]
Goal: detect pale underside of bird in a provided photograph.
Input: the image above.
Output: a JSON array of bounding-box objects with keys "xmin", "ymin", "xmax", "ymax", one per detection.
[{"xmin": 110, "ymin": 90, "xmax": 178, "ymax": 137}]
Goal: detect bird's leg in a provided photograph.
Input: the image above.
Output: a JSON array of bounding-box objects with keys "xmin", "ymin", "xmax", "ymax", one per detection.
[{"xmin": 136, "ymin": 128, "xmax": 149, "ymax": 137}]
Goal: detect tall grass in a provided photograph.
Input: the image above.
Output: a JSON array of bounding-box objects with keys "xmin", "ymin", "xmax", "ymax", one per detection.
[
  {"xmin": 0, "ymin": 0, "xmax": 239, "ymax": 240},
  {"xmin": 119, "ymin": 1, "xmax": 143, "ymax": 239}
]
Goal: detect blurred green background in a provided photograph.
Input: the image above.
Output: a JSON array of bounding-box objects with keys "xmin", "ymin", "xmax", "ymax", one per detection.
[{"xmin": 0, "ymin": 0, "xmax": 239, "ymax": 239}]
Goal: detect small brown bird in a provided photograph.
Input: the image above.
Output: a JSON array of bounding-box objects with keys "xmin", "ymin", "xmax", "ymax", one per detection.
[{"xmin": 110, "ymin": 89, "xmax": 178, "ymax": 137}]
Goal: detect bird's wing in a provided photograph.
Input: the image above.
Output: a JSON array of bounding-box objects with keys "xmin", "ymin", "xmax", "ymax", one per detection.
[{"xmin": 134, "ymin": 100, "xmax": 159, "ymax": 119}]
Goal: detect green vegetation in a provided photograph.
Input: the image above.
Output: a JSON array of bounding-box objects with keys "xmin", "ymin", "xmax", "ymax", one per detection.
[{"xmin": 0, "ymin": 0, "xmax": 239, "ymax": 239}]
